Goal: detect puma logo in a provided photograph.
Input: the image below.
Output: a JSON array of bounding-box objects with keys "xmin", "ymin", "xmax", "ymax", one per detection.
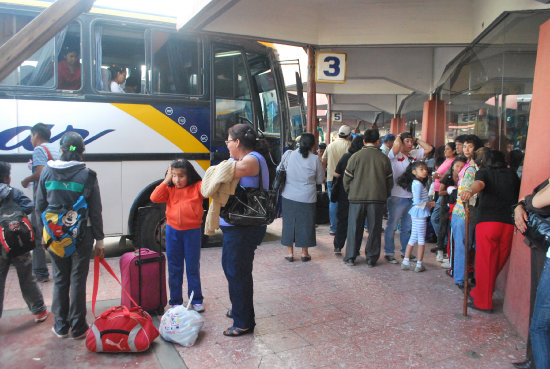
[{"xmin": 105, "ymin": 338, "xmax": 125, "ymax": 350}]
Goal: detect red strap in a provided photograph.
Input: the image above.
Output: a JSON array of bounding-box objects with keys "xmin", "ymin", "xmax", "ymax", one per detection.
[
  {"xmin": 40, "ymin": 145, "xmax": 53, "ymax": 161},
  {"xmin": 92, "ymin": 256, "xmax": 139, "ymax": 318}
]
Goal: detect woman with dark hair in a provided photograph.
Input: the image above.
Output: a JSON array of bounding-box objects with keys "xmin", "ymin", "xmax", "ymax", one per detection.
[
  {"xmin": 35, "ymin": 132, "xmax": 104, "ymax": 339},
  {"xmin": 220, "ymin": 123, "xmax": 270, "ymax": 337},
  {"xmin": 279, "ymin": 133, "xmax": 325, "ymax": 262},
  {"xmin": 109, "ymin": 65, "xmax": 126, "ymax": 93},
  {"xmin": 451, "ymin": 135, "xmax": 483, "ymax": 289},
  {"xmin": 332, "ymin": 135, "xmax": 364, "ymax": 254},
  {"xmin": 460, "ymin": 149, "xmax": 520, "ymax": 312}
]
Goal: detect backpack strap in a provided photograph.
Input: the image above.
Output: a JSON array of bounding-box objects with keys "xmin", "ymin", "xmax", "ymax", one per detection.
[
  {"xmin": 82, "ymin": 169, "xmax": 97, "ymax": 200},
  {"xmin": 40, "ymin": 145, "xmax": 53, "ymax": 161}
]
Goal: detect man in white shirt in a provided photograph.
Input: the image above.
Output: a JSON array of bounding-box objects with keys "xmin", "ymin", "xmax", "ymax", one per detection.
[
  {"xmin": 380, "ymin": 134, "xmax": 395, "ymax": 156},
  {"xmin": 383, "ymin": 132, "xmax": 433, "ymax": 264},
  {"xmin": 322, "ymin": 125, "xmax": 352, "ymax": 235}
]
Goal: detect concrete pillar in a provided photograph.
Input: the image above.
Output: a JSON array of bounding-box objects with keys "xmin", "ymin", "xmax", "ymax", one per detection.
[
  {"xmin": 421, "ymin": 96, "xmax": 446, "ymax": 147},
  {"xmin": 326, "ymin": 94, "xmax": 332, "ymax": 144},
  {"xmin": 390, "ymin": 116, "xmax": 404, "ymax": 134},
  {"xmin": 503, "ymin": 19, "xmax": 550, "ymax": 339}
]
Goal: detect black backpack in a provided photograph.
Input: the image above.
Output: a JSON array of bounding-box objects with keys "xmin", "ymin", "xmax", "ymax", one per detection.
[{"xmin": 0, "ymin": 189, "xmax": 35, "ymax": 259}]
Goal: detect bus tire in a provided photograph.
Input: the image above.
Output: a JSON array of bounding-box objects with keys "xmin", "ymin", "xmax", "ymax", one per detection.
[{"xmin": 134, "ymin": 203, "xmax": 166, "ymax": 252}]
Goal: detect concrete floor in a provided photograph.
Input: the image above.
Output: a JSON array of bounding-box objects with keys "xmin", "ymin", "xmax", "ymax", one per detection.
[{"xmin": 0, "ymin": 219, "xmax": 527, "ymax": 368}]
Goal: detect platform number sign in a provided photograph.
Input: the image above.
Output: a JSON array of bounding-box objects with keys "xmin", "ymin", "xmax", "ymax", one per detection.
[
  {"xmin": 332, "ymin": 112, "xmax": 343, "ymax": 122},
  {"xmin": 316, "ymin": 52, "xmax": 347, "ymax": 83}
]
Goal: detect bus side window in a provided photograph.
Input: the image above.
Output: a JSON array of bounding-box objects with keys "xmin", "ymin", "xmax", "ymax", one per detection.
[
  {"xmin": 57, "ymin": 24, "xmax": 82, "ymax": 91},
  {"xmin": 152, "ymin": 32, "xmax": 203, "ymax": 95}
]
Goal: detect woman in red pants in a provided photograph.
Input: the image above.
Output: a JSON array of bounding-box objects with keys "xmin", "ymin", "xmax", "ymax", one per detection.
[{"xmin": 460, "ymin": 149, "xmax": 520, "ymax": 312}]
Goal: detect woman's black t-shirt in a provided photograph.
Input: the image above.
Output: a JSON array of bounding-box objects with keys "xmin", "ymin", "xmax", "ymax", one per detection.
[{"xmin": 475, "ymin": 167, "xmax": 520, "ymax": 224}]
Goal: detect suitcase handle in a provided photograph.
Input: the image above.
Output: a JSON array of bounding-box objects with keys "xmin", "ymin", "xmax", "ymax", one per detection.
[{"xmin": 134, "ymin": 256, "xmax": 163, "ymax": 266}]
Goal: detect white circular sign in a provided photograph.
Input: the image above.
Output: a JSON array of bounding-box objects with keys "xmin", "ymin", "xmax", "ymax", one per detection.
[
  {"xmin": 165, "ymin": 107, "xmax": 173, "ymax": 115},
  {"xmin": 200, "ymin": 134, "xmax": 208, "ymax": 143},
  {"xmin": 190, "ymin": 125, "xmax": 198, "ymax": 134},
  {"xmin": 178, "ymin": 116, "xmax": 186, "ymax": 125}
]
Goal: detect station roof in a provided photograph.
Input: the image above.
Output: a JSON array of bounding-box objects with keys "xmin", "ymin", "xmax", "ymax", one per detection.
[{"xmin": 181, "ymin": 0, "xmax": 550, "ymax": 119}]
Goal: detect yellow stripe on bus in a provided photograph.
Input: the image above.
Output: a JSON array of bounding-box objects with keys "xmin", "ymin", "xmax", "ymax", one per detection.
[{"xmin": 112, "ymin": 104, "xmax": 209, "ymax": 154}]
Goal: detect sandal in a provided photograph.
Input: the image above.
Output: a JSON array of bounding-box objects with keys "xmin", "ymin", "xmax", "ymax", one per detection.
[
  {"xmin": 301, "ymin": 255, "xmax": 311, "ymax": 262},
  {"xmin": 226, "ymin": 309, "xmax": 232, "ymax": 318},
  {"xmin": 285, "ymin": 256, "xmax": 294, "ymax": 262},
  {"xmin": 223, "ymin": 326, "xmax": 253, "ymax": 337}
]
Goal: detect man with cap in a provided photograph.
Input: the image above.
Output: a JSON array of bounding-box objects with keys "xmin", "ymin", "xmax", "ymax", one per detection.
[
  {"xmin": 322, "ymin": 125, "xmax": 352, "ymax": 235},
  {"xmin": 383, "ymin": 132, "xmax": 433, "ymax": 263},
  {"xmin": 380, "ymin": 134, "xmax": 396, "ymax": 156}
]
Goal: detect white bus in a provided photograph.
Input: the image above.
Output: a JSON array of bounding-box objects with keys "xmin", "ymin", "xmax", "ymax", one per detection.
[{"xmin": 0, "ymin": 1, "xmax": 304, "ymax": 248}]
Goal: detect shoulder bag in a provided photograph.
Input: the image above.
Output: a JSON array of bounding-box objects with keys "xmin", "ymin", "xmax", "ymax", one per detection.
[
  {"xmin": 220, "ymin": 156, "xmax": 277, "ymax": 226},
  {"xmin": 272, "ymin": 150, "xmax": 291, "ymax": 192}
]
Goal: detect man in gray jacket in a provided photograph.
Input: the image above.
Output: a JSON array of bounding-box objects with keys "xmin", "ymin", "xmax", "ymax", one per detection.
[{"xmin": 343, "ymin": 129, "xmax": 393, "ymax": 266}]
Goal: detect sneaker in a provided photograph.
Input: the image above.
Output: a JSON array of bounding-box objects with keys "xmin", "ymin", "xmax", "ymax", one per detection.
[
  {"xmin": 384, "ymin": 255, "xmax": 398, "ymax": 264},
  {"xmin": 34, "ymin": 309, "xmax": 49, "ymax": 323},
  {"xmin": 329, "ymin": 231, "xmax": 336, "ymax": 236},
  {"xmin": 441, "ymin": 261, "xmax": 451, "ymax": 269},
  {"xmin": 414, "ymin": 264, "xmax": 426, "ymax": 272},
  {"xmin": 36, "ymin": 277, "xmax": 50, "ymax": 283},
  {"xmin": 193, "ymin": 303, "xmax": 205, "ymax": 313},
  {"xmin": 401, "ymin": 254, "xmax": 417, "ymax": 262},
  {"xmin": 400, "ymin": 262, "xmax": 412, "ymax": 271},
  {"xmin": 442, "ymin": 258, "xmax": 449, "ymax": 263},
  {"xmin": 334, "ymin": 248, "xmax": 342, "ymax": 255},
  {"xmin": 71, "ymin": 329, "xmax": 88, "ymax": 340},
  {"xmin": 344, "ymin": 259, "xmax": 355, "ymax": 266},
  {"xmin": 51, "ymin": 327, "xmax": 68, "ymax": 339},
  {"xmin": 436, "ymin": 251, "xmax": 444, "ymax": 262}
]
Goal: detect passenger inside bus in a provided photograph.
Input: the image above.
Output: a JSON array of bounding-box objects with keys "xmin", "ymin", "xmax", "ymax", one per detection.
[
  {"xmin": 57, "ymin": 45, "xmax": 81, "ymax": 90},
  {"xmin": 124, "ymin": 74, "xmax": 139, "ymax": 93},
  {"xmin": 109, "ymin": 65, "xmax": 126, "ymax": 93}
]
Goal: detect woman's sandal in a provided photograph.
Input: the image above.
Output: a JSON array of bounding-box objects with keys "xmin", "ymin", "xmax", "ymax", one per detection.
[
  {"xmin": 284, "ymin": 256, "xmax": 294, "ymax": 262},
  {"xmin": 301, "ymin": 255, "xmax": 311, "ymax": 262},
  {"xmin": 226, "ymin": 309, "xmax": 232, "ymax": 318},
  {"xmin": 223, "ymin": 326, "xmax": 253, "ymax": 337}
]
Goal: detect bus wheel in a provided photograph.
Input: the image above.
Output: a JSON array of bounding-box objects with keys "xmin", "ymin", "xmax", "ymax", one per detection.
[{"xmin": 135, "ymin": 203, "xmax": 166, "ymax": 252}]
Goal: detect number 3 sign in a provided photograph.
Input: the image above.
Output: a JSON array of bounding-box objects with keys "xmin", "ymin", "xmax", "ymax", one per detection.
[{"xmin": 316, "ymin": 52, "xmax": 347, "ymax": 83}]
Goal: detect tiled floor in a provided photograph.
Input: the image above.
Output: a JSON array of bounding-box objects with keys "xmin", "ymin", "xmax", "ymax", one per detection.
[{"xmin": 1, "ymin": 219, "xmax": 527, "ymax": 368}]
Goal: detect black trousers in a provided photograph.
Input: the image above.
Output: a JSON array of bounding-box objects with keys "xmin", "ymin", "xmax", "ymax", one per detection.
[
  {"xmin": 344, "ymin": 202, "xmax": 385, "ymax": 264},
  {"xmin": 333, "ymin": 197, "xmax": 349, "ymax": 250}
]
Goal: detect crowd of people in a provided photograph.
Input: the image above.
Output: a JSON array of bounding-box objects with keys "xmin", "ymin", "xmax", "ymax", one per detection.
[{"xmin": 1, "ymin": 121, "xmax": 548, "ymax": 369}]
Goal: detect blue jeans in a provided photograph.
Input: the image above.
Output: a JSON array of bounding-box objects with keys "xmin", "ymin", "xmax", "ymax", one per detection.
[
  {"xmin": 49, "ymin": 227, "xmax": 93, "ymax": 336},
  {"xmin": 450, "ymin": 216, "xmax": 474, "ymax": 285},
  {"xmin": 384, "ymin": 196, "xmax": 412, "ymax": 256},
  {"xmin": 530, "ymin": 257, "xmax": 550, "ymax": 369},
  {"xmin": 431, "ymin": 198, "xmax": 441, "ymax": 237},
  {"xmin": 221, "ymin": 225, "xmax": 266, "ymax": 330},
  {"xmin": 327, "ymin": 181, "xmax": 338, "ymax": 233},
  {"xmin": 165, "ymin": 225, "xmax": 203, "ymax": 306},
  {"xmin": 31, "ymin": 210, "xmax": 49, "ymax": 280}
]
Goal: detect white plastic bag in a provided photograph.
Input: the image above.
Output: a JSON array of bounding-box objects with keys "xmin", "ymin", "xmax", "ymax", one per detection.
[{"xmin": 159, "ymin": 293, "xmax": 204, "ymax": 347}]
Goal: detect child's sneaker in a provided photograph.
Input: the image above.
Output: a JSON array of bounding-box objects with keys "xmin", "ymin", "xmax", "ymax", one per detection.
[
  {"xmin": 34, "ymin": 309, "xmax": 49, "ymax": 323},
  {"xmin": 414, "ymin": 264, "xmax": 426, "ymax": 272},
  {"xmin": 400, "ymin": 262, "xmax": 412, "ymax": 271},
  {"xmin": 436, "ymin": 250, "xmax": 444, "ymax": 262},
  {"xmin": 441, "ymin": 261, "xmax": 451, "ymax": 269},
  {"xmin": 193, "ymin": 303, "xmax": 205, "ymax": 313},
  {"xmin": 51, "ymin": 327, "xmax": 68, "ymax": 338}
]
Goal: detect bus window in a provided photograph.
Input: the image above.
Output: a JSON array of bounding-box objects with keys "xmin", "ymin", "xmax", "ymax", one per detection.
[
  {"xmin": 214, "ymin": 48, "xmax": 253, "ymax": 141},
  {"xmin": 95, "ymin": 24, "xmax": 145, "ymax": 93},
  {"xmin": 57, "ymin": 23, "xmax": 81, "ymax": 90},
  {"xmin": 152, "ymin": 32, "xmax": 203, "ymax": 95},
  {"xmin": 248, "ymin": 53, "xmax": 280, "ymax": 135},
  {"xmin": 0, "ymin": 13, "xmax": 55, "ymax": 88}
]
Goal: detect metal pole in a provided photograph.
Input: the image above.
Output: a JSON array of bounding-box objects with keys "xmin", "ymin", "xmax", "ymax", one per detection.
[
  {"xmin": 306, "ymin": 45, "xmax": 317, "ymax": 133},
  {"xmin": 463, "ymin": 202, "xmax": 470, "ymax": 316},
  {"xmin": 326, "ymin": 94, "xmax": 332, "ymax": 144}
]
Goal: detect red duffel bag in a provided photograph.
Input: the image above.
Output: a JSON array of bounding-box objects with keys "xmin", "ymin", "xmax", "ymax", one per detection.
[{"xmin": 86, "ymin": 257, "xmax": 159, "ymax": 353}]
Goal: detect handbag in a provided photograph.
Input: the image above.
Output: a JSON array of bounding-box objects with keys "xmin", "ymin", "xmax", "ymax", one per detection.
[
  {"xmin": 220, "ymin": 156, "xmax": 277, "ymax": 226},
  {"xmin": 86, "ymin": 257, "xmax": 159, "ymax": 353},
  {"xmin": 272, "ymin": 150, "xmax": 291, "ymax": 192},
  {"xmin": 330, "ymin": 176, "xmax": 342, "ymax": 203},
  {"xmin": 524, "ymin": 212, "xmax": 550, "ymax": 253}
]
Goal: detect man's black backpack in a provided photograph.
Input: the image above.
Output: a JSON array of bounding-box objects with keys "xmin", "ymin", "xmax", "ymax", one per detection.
[{"xmin": 0, "ymin": 189, "xmax": 35, "ymax": 259}]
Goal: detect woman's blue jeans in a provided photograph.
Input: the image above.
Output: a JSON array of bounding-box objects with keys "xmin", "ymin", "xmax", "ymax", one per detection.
[
  {"xmin": 384, "ymin": 196, "xmax": 412, "ymax": 256},
  {"xmin": 530, "ymin": 257, "xmax": 550, "ymax": 369},
  {"xmin": 221, "ymin": 225, "xmax": 266, "ymax": 330}
]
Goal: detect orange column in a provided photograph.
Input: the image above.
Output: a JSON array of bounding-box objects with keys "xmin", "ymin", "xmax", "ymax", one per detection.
[
  {"xmin": 503, "ymin": 19, "xmax": 550, "ymax": 339},
  {"xmin": 307, "ymin": 46, "xmax": 317, "ymax": 133},
  {"xmin": 390, "ymin": 116, "xmax": 404, "ymax": 134},
  {"xmin": 421, "ymin": 97, "xmax": 446, "ymax": 147}
]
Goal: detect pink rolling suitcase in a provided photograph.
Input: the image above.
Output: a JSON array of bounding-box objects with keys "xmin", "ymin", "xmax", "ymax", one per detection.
[{"xmin": 120, "ymin": 248, "xmax": 167, "ymax": 315}]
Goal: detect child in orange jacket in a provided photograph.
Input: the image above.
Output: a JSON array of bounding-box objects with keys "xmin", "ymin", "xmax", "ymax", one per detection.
[{"xmin": 150, "ymin": 159, "xmax": 205, "ymax": 312}]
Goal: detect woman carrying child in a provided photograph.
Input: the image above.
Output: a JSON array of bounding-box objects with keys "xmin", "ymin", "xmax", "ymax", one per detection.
[
  {"xmin": 150, "ymin": 159, "xmax": 205, "ymax": 312},
  {"xmin": 398, "ymin": 161, "xmax": 436, "ymax": 272}
]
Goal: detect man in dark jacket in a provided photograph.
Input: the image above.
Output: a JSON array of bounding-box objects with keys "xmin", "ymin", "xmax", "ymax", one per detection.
[{"xmin": 343, "ymin": 129, "xmax": 393, "ymax": 266}]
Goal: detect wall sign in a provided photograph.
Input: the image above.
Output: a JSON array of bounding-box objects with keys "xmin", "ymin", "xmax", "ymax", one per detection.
[
  {"xmin": 331, "ymin": 111, "xmax": 343, "ymax": 122},
  {"xmin": 316, "ymin": 52, "xmax": 347, "ymax": 83}
]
